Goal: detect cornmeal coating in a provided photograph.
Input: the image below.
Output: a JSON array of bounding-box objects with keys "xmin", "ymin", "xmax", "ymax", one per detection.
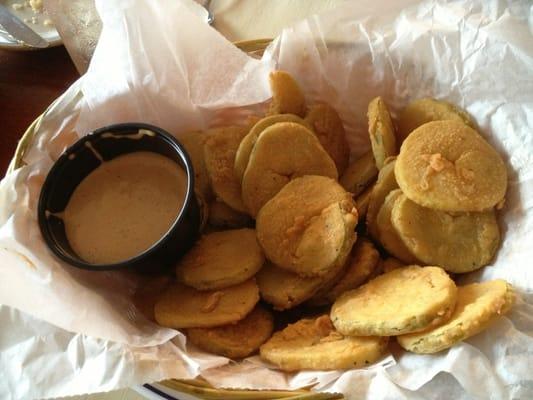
[
  {"xmin": 176, "ymin": 229, "xmax": 264, "ymax": 290},
  {"xmin": 395, "ymin": 120, "xmax": 507, "ymax": 212},
  {"xmin": 391, "ymin": 194, "xmax": 500, "ymax": 273},
  {"xmin": 154, "ymin": 279, "xmax": 259, "ymax": 329},
  {"xmin": 267, "ymin": 70, "xmax": 307, "ymax": 117},
  {"xmin": 398, "ymin": 280, "xmax": 515, "ymax": 353},
  {"xmin": 260, "ymin": 315, "xmax": 389, "ymax": 371},
  {"xmin": 331, "ymin": 266, "xmax": 457, "ymax": 336},
  {"xmin": 368, "ymin": 96, "xmax": 397, "ymax": 169},
  {"xmin": 204, "ymin": 126, "xmax": 250, "ymax": 212},
  {"xmin": 242, "ymin": 122, "xmax": 338, "ymax": 216},
  {"xmin": 187, "ymin": 305, "xmax": 274, "ymax": 358},
  {"xmin": 256, "ymin": 176, "xmax": 357, "ymax": 277},
  {"xmin": 397, "ymin": 98, "xmax": 475, "ymax": 142}
]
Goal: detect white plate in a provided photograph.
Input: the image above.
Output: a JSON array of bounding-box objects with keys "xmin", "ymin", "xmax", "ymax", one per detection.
[{"xmin": 0, "ymin": 0, "xmax": 61, "ymax": 50}]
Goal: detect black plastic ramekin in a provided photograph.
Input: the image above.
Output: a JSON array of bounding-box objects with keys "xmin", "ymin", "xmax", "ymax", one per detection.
[{"xmin": 38, "ymin": 123, "xmax": 201, "ymax": 274}]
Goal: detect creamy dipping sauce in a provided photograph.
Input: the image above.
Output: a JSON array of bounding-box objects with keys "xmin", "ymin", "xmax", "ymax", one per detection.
[{"xmin": 63, "ymin": 151, "xmax": 187, "ymax": 264}]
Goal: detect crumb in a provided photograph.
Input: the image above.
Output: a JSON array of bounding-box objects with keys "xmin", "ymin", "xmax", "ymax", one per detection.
[
  {"xmin": 44, "ymin": 19, "xmax": 54, "ymax": 27},
  {"xmin": 12, "ymin": 3, "xmax": 25, "ymax": 11}
]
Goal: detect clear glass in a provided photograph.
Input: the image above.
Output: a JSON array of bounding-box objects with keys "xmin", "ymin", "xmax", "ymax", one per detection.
[{"xmin": 43, "ymin": 0, "xmax": 102, "ymax": 74}]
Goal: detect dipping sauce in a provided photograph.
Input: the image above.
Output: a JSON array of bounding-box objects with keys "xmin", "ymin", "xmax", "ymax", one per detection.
[{"xmin": 63, "ymin": 151, "xmax": 187, "ymax": 264}]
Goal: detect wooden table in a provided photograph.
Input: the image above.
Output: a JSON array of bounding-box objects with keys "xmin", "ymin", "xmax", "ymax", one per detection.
[{"xmin": 0, "ymin": 46, "xmax": 78, "ymax": 176}]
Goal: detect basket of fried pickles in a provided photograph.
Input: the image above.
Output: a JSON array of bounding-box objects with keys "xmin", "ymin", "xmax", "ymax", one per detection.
[{"xmin": 133, "ymin": 69, "xmax": 514, "ymax": 398}]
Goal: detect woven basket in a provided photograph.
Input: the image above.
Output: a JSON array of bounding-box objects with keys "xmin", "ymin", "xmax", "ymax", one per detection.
[{"xmin": 8, "ymin": 39, "xmax": 345, "ymax": 400}]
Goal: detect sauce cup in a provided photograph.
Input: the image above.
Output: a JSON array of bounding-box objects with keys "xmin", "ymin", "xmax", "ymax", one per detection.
[{"xmin": 38, "ymin": 123, "xmax": 202, "ymax": 273}]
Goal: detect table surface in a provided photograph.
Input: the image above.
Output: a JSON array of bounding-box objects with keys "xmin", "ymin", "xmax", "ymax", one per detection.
[{"xmin": 0, "ymin": 46, "xmax": 79, "ymax": 175}]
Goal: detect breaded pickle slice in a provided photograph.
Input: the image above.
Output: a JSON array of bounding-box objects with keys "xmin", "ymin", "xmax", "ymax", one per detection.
[
  {"xmin": 187, "ymin": 305, "xmax": 274, "ymax": 358},
  {"xmin": 311, "ymin": 239, "xmax": 380, "ymax": 305},
  {"xmin": 397, "ymin": 98, "xmax": 475, "ymax": 142},
  {"xmin": 304, "ymin": 222, "xmax": 358, "ymax": 306},
  {"xmin": 242, "ymin": 122, "xmax": 338, "ymax": 216},
  {"xmin": 257, "ymin": 254, "xmax": 347, "ymax": 310},
  {"xmin": 366, "ymin": 158, "xmax": 398, "ymax": 239},
  {"xmin": 392, "ymin": 194, "xmax": 500, "ymax": 273},
  {"xmin": 331, "ymin": 266, "xmax": 457, "ymax": 336},
  {"xmin": 368, "ymin": 97, "xmax": 397, "ymax": 169},
  {"xmin": 305, "ymin": 103, "xmax": 350, "ymax": 174},
  {"xmin": 376, "ymin": 190, "xmax": 418, "ymax": 263},
  {"xmin": 340, "ymin": 151, "xmax": 378, "ymax": 197},
  {"xmin": 257, "ymin": 176, "xmax": 357, "ymax": 277},
  {"xmin": 395, "ymin": 121, "xmax": 507, "ymax": 212},
  {"xmin": 267, "ymin": 70, "xmax": 306, "ymax": 117},
  {"xmin": 234, "ymin": 114, "xmax": 311, "ymax": 183},
  {"xmin": 208, "ymin": 200, "xmax": 252, "ymax": 229},
  {"xmin": 176, "ymin": 229, "xmax": 264, "ymax": 290},
  {"xmin": 154, "ymin": 279, "xmax": 259, "ymax": 329},
  {"xmin": 257, "ymin": 262, "xmax": 325, "ymax": 310},
  {"xmin": 327, "ymin": 239, "xmax": 380, "ymax": 302},
  {"xmin": 179, "ymin": 131, "xmax": 213, "ymax": 200},
  {"xmin": 204, "ymin": 125, "xmax": 249, "ymax": 213},
  {"xmin": 398, "ymin": 280, "xmax": 515, "ymax": 353},
  {"xmin": 260, "ymin": 315, "xmax": 389, "ymax": 371}
]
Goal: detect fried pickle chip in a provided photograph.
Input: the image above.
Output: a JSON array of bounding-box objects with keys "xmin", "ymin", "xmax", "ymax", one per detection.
[
  {"xmin": 258, "ymin": 254, "xmax": 347, "ymax": 310},
  {"xmin": 257, "ymin": 176, "xmax": 357, "ymax": 277},
  {"xmin": 395, "ymin": 121, "xmax": 507, "ymax": 212},
  {"xmin": 328, "ymin": 239, "xmax": 380, "ymax": 302},
  {"xmin": 397, "ymin": 98, "xmax": 475, "ymax": 143},
  {"xmin": 187, "ymin": 305, "xmax": 274, "ymax": 358},
  {"xmin": 366, "ymin": 159, "xmax": 398, "ymax": 239},
  {"xmin": 234, "ymin": 114, "xmax": 312, "ymax": 184},
  {"xmin": 355, "ymin": 184, "xmax": 373, "ymax": 221},
  {"xmin": 368, "ymin": 97, "xmax": 397, "ymax": 170},
  {"xmin": 398, "ymin": 280, "xmax": 515, "ymax": 353},
  {"xmin": 340, "ymin": 151, "xmax": 378, "ymax": 197},
  {"xmin": 204, "ymin": 125, "xmax": 249, "ymax": 213},
  {"xmin": 391, "ymin": 194, "xmax": 500, "ymax": 273},
  {"xmin": 257, "ymin": 262, "xmax": 324, "ymax": 310},
  {"xmin": 154, "ymin": 279, "xmax": 259, "ymax": 329},
  {"xmin": 268, "ymin": 70, "xmax": 306, "ymax": 117},
  {"xmin": 310, "ymin": 239, "xmax": 380, "ymax": 305},
  {"xmin": 304, "ymin": 229, "xmax": 358, "ymax": 307},
  {"xmin": 133, "ymin": 275, "xmax": 172, "ymax": 322},
  {"xmin": 176, "ymin": 229, "xmax": 264, "ymax": 290},
  {"xmin": 376, "ymin": 190, "xmax": 418, "ymax": 263},
  {"xmin": 331, "ymin": 266, "xmax": 457, "ymax": 336},
  {"xmin": 180, "ymin": 131, "xmax": 213, "ymax": 200},
  {"xmin": 260, "ymin": 315, "xmax": 389, "ymax": 371},
  {"xmin": 208, "ymin": 200, "xmax": 252, "ymax": 229},
  {"xmin": 305, "ymin": 103, "xmax": 350, "ymax": 174},
  {"xmin": 242, "ymin": 123, "xmax": 338, "ymax": 216}
]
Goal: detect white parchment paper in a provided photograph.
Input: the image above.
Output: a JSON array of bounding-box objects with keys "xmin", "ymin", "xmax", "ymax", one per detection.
[{"xmin": 1, "ymin": 0, "xmax": 532, "ymax": 399}]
